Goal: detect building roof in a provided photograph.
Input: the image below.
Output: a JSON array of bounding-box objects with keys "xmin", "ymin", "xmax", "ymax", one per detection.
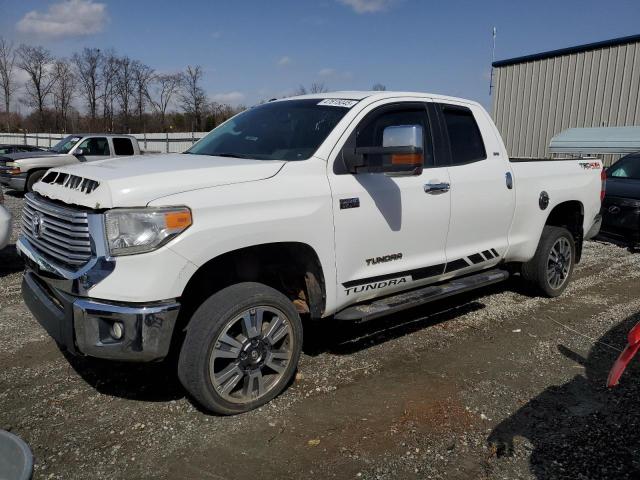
[
  {"xmin": 492, "ymin": 33, "xmax": 640, "ymax": 68},
  {"xmin": 549, "ymin": 127, "xmax": 640, "ymax": 155}
]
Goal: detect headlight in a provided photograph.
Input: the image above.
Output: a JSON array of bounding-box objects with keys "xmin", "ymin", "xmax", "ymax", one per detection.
[{"xmin": 104, "ymin": 207, "xmax": 192, "ymax": 256}]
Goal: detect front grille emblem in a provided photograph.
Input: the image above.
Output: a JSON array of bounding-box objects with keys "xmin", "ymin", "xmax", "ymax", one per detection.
[{"xmin": 32, "ymin": 212, "xmax": 44, "ymax": 239}]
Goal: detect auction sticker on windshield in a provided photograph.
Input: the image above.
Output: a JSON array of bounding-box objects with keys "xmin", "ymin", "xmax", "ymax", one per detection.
[{"xmin": 317, "ymin": 99, "xmax": 358, "ymax": 108}]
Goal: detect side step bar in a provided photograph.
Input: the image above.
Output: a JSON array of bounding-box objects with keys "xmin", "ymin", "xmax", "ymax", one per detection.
[{"xmin": 334, "ymin": 269, "xmax": 509, "ymax": 322}]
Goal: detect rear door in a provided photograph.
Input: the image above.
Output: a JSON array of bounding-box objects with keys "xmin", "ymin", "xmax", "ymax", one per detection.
[
  {"xmin": 437, "ymin": 102, "xmax": 515, "ymax": 274},
  {"xmin": 328, "ymin": 99, "xmax": 451, "ymax": 307}
]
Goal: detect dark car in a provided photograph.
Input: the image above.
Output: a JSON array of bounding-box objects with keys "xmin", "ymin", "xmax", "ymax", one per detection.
[
  {"xmin": 0, "ymin": 144, "xmax": 46, "ymax": 155},
  {"xmin": 600, "ymin": 152, "xmax": 640, "ymax": 249}
]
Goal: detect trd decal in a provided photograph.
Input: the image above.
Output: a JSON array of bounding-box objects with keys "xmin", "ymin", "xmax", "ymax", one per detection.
[
  {"xmin": 340, "ymin": 198, "xmax": 360, "ymax": 209},
  {"xmin": 366, "ymin": 253, "xmax": 402, "ymax": 266},
  {"xmin": 579, "ymin": 161, "xmax": 601, "ymax": 170},
  {"xmin": 345, "ymin": 277, "xmax": 408, "ymax": 296}
]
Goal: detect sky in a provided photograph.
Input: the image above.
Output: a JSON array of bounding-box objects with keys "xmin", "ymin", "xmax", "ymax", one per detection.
[{"xmin": 1, "ymin": 0, "xmax": 640, "ymax": 110}]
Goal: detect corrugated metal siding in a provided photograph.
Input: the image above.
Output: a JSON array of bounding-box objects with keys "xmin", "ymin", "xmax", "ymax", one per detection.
[{"xmin": 492, "ymin": 40, "xmax": 640, "ymax": 164}]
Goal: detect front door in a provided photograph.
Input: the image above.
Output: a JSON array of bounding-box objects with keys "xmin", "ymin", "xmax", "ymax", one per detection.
[
  {"xmin": 328, "ymin": 100, "xmax": 451, "ymax": 308},
  {"xmin": 75, "ymin": 137, "xmax": 111, "ymax": 162}
]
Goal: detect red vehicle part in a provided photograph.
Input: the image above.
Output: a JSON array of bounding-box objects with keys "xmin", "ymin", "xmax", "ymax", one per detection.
[{"xmin": 608, "ymin": 321, "xmax": 640, "ymax": 387}]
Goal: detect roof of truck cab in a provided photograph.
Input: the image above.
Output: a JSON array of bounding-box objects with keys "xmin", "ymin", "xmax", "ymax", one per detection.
[
  {"xmin": 63, "ymin": 133, "xmax": 137, "ymax": 138},
  {"xmin": 278, "ymin": 91, "xmax": 481, "ymax": 107}
]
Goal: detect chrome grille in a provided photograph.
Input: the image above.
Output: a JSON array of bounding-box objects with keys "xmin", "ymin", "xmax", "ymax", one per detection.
[{"xmin": 21, "ymin": 193, "xmax": 92, "ymax": 267}]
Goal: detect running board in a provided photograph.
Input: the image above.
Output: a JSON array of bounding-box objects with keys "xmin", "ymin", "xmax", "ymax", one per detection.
[{"xmin": 334, "ymin": 269, "xmax": 509, "ymax": 322}]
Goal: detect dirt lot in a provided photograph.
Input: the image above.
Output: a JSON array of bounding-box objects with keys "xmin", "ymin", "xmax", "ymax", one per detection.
[{"xmin": 2, "ymin": 190, "xmax": 640, "ymax": 480}]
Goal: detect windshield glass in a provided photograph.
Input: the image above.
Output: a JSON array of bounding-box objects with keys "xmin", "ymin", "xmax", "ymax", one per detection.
[
  {"xmin": 186, "ymin": 99, "xmax": 354, "ymax": 160},
  {"xmin": 50, "ymin": 135, "xmax": 82, "ymax": 154},
  {"xmin": 609, "ymin": 154, "xmax": 640, "ymax": 180}
]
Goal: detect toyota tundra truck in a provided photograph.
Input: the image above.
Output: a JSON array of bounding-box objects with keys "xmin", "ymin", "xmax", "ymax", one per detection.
[{"xmin": 17, "ymin": 92, "xmax": 604, "ymax": 414}]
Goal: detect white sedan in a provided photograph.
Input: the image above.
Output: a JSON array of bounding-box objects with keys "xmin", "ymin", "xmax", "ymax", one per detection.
[{"xmin": 0, "ymin": 188, "xmax": 11, "ymax": 250}]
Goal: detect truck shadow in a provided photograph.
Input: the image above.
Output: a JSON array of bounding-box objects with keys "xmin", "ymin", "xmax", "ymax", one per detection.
[
  {"xmin": 60, "ymin": 277, "xmax": 533, "ymax": 406},
  {"xmin": 62, "ymin": 351, "xmax": 185, "ymax": 403},
  {"xmin": 487, "ymin": 312, "xmax": 640, "ymax": 479},
  {"xmin": 304, "ymin": 277, "xmax": 536, "ymax": 356}
]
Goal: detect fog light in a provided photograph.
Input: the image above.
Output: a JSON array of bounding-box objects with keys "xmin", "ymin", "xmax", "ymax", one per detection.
[{"xmin": 110, "ymin": 322, "xmax": 124, "ymax": 340}]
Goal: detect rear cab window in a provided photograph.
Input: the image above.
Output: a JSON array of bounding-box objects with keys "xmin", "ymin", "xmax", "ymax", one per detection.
[
  {"xmin": 113, "ymin": 138, "xmax": 135, "ymax": 156},
  {"xmin": 440, "ymin": 105, "xmax": 487, "ymax": 165}
]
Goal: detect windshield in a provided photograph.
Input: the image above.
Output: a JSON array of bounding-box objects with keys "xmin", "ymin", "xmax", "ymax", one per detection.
[
  {"xmin": 186, "ymin": 99, "xmax": 354, "ymax": 160},
  {"xmin": 50, "ymin": 135, "xmax": 82, "ymax": 154},
  {"xmin": 609, "ymin": 154, "xmax": 640, "ymax": 180}
]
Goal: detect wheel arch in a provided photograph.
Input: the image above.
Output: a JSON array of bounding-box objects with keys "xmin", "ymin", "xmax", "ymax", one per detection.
[
  {"xmin": 179, "ymin": 241, "xmax": 327, "ymax": 328},
  {"xmin": 545, "ymin": 200, "xmax": 585, "ymax": 262}
]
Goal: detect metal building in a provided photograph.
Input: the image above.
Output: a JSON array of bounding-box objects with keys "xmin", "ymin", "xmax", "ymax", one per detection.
[{"xmin": 491, "ymin": 34, "xmax": 640, "ymax": 161}]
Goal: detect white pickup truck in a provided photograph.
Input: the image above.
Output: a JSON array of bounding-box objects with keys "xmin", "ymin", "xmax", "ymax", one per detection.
[
  {"xmin": 17, "ymin": 91, "xmax": 604, "ymax": 414},
  {"xmin": 0, "ymin": 134, "xmax": 140, "ymax": 193}
]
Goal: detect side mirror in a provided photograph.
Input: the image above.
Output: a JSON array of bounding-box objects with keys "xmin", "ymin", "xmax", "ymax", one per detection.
[
  {"xmin": 343, "ymin": 125, "xmax": 424, "ymax": 175},
  {"xmin": 74, "ymin": 148, "xmax": 85, "ymax": 156}
]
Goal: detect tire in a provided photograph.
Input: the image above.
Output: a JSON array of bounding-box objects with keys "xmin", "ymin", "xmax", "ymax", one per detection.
[
  {"xmin": 178, "ymin": 282, "xmax": 303, "ymax": 415},
  {"xmin": 521, "ymin": 226, "xmax": 576, "ymax": 297},
  {"xmin": 26, "ymin": 170, "xmax": 46, "ymax": 193}
]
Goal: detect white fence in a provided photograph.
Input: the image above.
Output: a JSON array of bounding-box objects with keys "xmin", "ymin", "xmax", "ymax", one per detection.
[{"xmin": 0, "ymin": 132, "xmax": 208, "ymax": 153}]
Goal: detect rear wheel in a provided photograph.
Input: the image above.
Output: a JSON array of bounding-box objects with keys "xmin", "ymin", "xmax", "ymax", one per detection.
[
  {"xmin": 522, "ymin": 226, "xmax": 575, "ymax": 297},
  {"xmin": 26, "ymin": 170, "xmax": 46, "ymax": 193},
  {"xmin": 178, "ymin": 282, "xmax": 303, "ymax": 415}
]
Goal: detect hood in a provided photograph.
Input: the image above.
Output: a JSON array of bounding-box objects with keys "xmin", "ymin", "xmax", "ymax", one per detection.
[
  {"xmin": 605, "ymin": 177, "xmax": 640, "ymax": 201},
  {"xmin": 33, "ymin": 153, "xmax": 286, "ymax": 208},
  {"xmin": 4, "ymin": 151, "xmax": 63, "ymax": 161}
]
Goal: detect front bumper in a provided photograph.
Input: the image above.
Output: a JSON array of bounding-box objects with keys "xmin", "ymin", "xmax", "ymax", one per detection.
[
  {"xmin": 22, "ymin": 269, "xmax": 180, "ymax": 361},
  {"xmin": 0, "ymin": 172, "xmax": 27, "ymax": 191}
]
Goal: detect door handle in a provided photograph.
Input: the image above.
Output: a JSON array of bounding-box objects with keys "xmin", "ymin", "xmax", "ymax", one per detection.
[{"xmin": 424, "ymin": 182, "xmax": 450, "ymax": 193}]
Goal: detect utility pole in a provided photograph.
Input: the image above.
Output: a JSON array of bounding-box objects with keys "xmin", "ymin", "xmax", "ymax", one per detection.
[{"xmin": 489, "ymin": 27, "xmax": 497, "ymax": 95}]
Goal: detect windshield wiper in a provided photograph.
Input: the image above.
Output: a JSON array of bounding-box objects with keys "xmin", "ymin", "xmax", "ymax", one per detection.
[{"xmin": 215, "ymin": 153, "xmax": 250, "ymax": 158}]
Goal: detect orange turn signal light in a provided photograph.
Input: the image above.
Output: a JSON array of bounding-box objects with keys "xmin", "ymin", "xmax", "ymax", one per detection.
[
  {"xmin": 391, "ymin": 153, "xmax": 423, "ymax": 165},
  {"xmin": 164, "ymin": 209, "xmax": 192, "ymax": 229}
]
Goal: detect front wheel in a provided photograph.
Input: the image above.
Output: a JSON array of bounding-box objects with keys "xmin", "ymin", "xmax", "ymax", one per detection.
[
  {"xmin": 521, "ymin": 226, "xmax": 576, "ymax": 297},
  {"xmin": 26, "ymin": 170, "xmax": 46, "ymax": 193},
  {"xmin": 178, "ymin": 282, "xmax": 303, "ymax": 415}
]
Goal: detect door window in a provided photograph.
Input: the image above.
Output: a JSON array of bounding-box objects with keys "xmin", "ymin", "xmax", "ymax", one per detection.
[
  {"xmin": 77, "ymin": 137, "xmax": 110, "ymax": 156},
  {"xmin": 113, "ymin": 138, "xmax": 134, "ymax": 156},
  {"xmin": 356, "ymin": 107, "xmax": 432, "ymax": 166},
  {"xmin": 441, "ymin": 105, "xmax": 486, "ymax": 165}
]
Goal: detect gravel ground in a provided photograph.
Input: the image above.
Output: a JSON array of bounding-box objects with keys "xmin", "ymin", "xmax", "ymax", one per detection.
[{"xmin": 2, "ymin": 189, "xmax": 640, "ymax": 479}]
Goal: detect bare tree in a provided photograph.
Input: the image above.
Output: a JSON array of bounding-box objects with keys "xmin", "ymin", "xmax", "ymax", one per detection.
[
  {"xmin": 292, "ymin": 83, "xmax": 328, "ymax": 96},
  {"xmin": 17, "ymin": 44, "xmax": 56, "ymax": 130},
  {"xmin": 52, "ymin": 59, "xmax": 76, "ymax": 132},
  {"xmin": 309, "ymin": 82, "xmax": 328, "ymax": 93},
  {"xmin": 147, "ymin": 73, "xmax": 181, "ymax": 131},
  {"xmin": 72, "ymin": 47, "xmax": 102, "ymax": 127},
  {"xmin": 132, "ymin": 61, "xmax": 154, "ymax": 128},
  {"xmin": 179, "ymin": 65, "xmax": 207, "ymax": 131},
  {"xmin": 114, "ymin": 55, "xmax": 136, "ymax": 132},
  {"xmin": 293, "ymin": 85, "xmax": 307, "ymax": 96},
  {"xmin": 0, "ymin": 37, "xmax": 17, "ymax": 130},
  {"xmin": 372, "ymin": 83, "xmax": 387, "ymax": 91},
  {"xmin": 100, "ymin": 49, "xmax": 118, "ymax": 131}
]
